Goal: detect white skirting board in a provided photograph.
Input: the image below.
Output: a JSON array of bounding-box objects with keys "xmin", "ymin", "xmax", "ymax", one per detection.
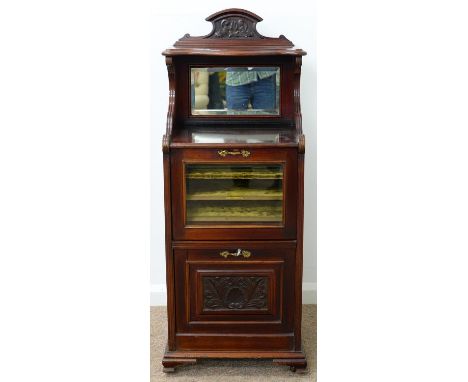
[{"xmin": 150, "ymin": 282, "xmax": 317, "ymax": 306}]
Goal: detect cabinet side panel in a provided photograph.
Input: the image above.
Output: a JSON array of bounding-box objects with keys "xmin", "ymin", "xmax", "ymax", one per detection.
[
  {"xmin": 163, "ymin": 152, "xmax": 176, "ymax": 350},
  {"xmin": 295, "ymin": 151, "xmax": 305, "ymax": 350}
]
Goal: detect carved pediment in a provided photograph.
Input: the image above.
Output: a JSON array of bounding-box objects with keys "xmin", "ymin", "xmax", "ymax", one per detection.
[
  {"xmin": 206, "ymin": 9, "xmax": 264, "ymax": 39},
  {"xmin": 164, "ymin": 8, "xmax": 305, "ymax": 56}
]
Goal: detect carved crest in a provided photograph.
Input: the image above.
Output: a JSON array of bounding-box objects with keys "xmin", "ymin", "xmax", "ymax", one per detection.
[
  {"xmin": 206, "ymin": 9, "xmax": 263, "ymax": 39},
  {"xmin": 164, "ymin": 8, "xmax": 305, "ymax": 57},
  {"xmin": 212, "ymin": 18, "xmax": 260, "ymax": 38}
]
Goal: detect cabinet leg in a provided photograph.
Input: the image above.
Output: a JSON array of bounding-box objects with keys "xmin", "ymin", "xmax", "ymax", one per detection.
[
  {"xmin": 162, "ymin": 358, "xmax": 197, "ymax": 373},
  {"xmin": 273, "ymin": 358, "xmax": 307, "ymax": 373}
]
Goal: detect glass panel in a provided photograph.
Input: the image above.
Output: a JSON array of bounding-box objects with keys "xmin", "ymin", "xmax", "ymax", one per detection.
[
  {"xmin": 186, "ymin": 164, "xmax": 283, "ymax": 224},
  {"xmin": 192, "ymin": 132, "xmax": 280, "ymax": 144},
  {"xmin": 191, "ymin": 67, "xmax": 280, "ymax": 116}
]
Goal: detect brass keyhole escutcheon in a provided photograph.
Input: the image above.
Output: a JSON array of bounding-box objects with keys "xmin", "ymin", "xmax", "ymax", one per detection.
[
  {"xmin": 219, "ymin": 249, "xmax": 252, "ymax": 259},
  {"xmin": 218, "ymin": 150, "xmax": 251, "ymax": 158}
]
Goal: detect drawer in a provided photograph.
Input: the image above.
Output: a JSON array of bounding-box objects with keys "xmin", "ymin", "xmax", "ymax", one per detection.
[
  {"xmin": 173, "ymin": 241, "xmax": 296, "ymax": 337},
  {"xmin": 170, "ymin": 147, "xmax": 298, "ymax": 241}
]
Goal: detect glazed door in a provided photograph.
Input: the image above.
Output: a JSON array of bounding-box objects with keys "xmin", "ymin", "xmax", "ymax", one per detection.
[{"xmin": 171, "ymin": 148, "xmax": 297, "ymax": 240}]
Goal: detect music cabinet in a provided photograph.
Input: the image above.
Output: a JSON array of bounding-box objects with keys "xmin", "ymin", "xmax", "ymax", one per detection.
[{"xmin": 160, "ymin": 8, "xmax": 308, "ymax": 373}]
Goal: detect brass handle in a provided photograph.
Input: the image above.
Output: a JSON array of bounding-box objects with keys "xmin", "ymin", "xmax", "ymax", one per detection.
[
  {"xmin": 218, "ymin": 149, "xmax": 250, "ymax": 158},
  {"xmin": 219, "ymin": 249, "xmax": 251, "ymax": 259}
]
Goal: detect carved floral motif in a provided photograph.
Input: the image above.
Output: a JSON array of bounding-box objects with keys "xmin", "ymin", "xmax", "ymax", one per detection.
[
  {"xmin": 203, "ymin": 276, "xmax": 268, "ymax": 310},
  {"xmin": 213, "ymin": 17, "xmax": 258, "ymax": 38}
]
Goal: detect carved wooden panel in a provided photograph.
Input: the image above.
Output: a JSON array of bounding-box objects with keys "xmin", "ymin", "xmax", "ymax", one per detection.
[
  {"xmin": 203, "ymin": 276, "xmax": 268, "ymax": 310},
  {"xmin": 212, "ymin": 17, "xmax": 261, "ymax": 39},
  {"xmin": 178, "ymin": 249, "xmax": 292, "ymax": 331},
  {"xmin": 207, "ymin": 9, "xmax": 263, "ymax": 39}
]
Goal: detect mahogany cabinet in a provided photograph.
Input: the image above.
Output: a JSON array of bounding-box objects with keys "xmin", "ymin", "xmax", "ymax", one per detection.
[{"xmin": 161, "ymin": 9, "xmax": 307, "ymax": 373}]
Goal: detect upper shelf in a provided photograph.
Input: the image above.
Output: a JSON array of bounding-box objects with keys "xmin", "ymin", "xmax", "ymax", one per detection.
[
  {"xmin": 162, "ymin": 8, "xmax": 306, "ymax": 57},
  {"xmin": 170, "ymin": 127, "xmax": 301, "ymax": 147}
]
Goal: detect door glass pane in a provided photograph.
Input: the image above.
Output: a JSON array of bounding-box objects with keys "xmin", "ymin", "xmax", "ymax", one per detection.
[{"xmin": 186, "ymin": 164, "xmax": 283, "ymax": 224}]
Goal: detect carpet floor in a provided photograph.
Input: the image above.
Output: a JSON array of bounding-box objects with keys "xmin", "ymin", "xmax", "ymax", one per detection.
[{"xmin": 150, "ymin": 305, "xmax": 316, "ymax": 382}]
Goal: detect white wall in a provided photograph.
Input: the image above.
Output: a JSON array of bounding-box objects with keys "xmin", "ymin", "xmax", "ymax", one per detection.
[{"xmin": 151, "ymin": 0, "xmax": 316, "ymax": 305}]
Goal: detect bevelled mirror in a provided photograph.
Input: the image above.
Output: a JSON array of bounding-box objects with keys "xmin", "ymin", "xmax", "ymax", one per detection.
[{"xmin": 191, "ymin": 67, "xmax": 280, "ymax": 115}]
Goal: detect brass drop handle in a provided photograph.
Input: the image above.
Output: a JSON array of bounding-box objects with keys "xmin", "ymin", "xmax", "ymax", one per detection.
[
  {"xmin": 219, "ymin": 249, "xmax": 252, "ymax": 259},
  {"xmin": 218, "ymin": 149, "xmax": 251, "ymax": 158}
]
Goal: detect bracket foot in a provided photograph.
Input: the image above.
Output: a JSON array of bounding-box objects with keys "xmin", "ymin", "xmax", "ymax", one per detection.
[{"xmin": 161, "ymin": 358, "xmax": 197, "ymax": 373}]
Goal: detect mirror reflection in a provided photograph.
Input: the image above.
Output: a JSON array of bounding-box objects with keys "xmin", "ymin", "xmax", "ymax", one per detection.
[{"xmin": 191, "ymin": 67, "xmax": 280, "ymax": 115}]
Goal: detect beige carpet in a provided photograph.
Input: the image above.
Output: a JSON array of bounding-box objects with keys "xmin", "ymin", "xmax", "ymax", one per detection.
[{"xmin": 151, "ymin": 305, "xmax": 316, "ymax": 382}]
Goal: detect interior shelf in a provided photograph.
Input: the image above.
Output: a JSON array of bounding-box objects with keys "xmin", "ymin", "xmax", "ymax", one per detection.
[
  {"xmin": 186, "ymin": 186, "xmax": 282, "ymax": 201},
  {"xmin": 186, "ymin": 202, "xmax": 283, "ymax": 222},
  {"xmin": 186, "ymin": 166, "xmax": 283, "ymax": 180}
]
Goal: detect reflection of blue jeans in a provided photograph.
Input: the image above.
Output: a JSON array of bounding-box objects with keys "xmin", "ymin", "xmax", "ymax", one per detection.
[
  {"xmin": 226, "ymin": 75, "xmax": 276, "ymax": 110},
  {"xmin": 191, "ymin": 84, "xmax": 195, "ymax": 109}
]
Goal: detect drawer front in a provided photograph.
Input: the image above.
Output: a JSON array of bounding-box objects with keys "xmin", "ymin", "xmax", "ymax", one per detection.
[
  {"xmin": 173, "ymin": 242, "xmax": 295, "ymax": 335},
  {"xmin": 171, "ymin": 148, "xmax": 298, "ymax": 241}
]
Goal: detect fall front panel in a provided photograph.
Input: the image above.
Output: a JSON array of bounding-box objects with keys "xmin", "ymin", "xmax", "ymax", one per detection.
[{"xmin": 173, "ymin": 242, "xmax": 295, "ymax": 335}]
